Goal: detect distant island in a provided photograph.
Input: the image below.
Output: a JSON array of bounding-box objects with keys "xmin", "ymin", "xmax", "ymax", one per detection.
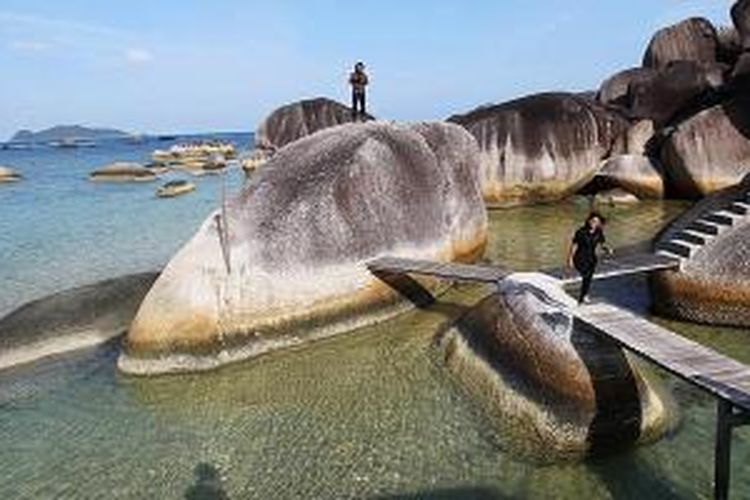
[{"xmin": 9, "ymin": 125, "xmax": 131, "ymax": 143}]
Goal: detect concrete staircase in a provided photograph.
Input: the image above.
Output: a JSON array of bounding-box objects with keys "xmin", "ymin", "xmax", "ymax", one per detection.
[{"xmin": 656, "ymin": 195, "xmax": 750, "ymax": 263}]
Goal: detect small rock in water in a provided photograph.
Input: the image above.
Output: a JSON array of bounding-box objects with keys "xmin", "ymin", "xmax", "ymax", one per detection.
[
  {"xmin": 89, "ymin": 162, "xmax": 157, "ymax": 182},
  {"xmin": 0, "ymin": 166, "xmax": 22, "ymax": 182}
]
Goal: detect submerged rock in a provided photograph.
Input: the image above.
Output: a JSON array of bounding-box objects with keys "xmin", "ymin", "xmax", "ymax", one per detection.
[
  {"xmin": 0, "ymin": 272, "xmax": 158, "ymax": 371},
  {"xmin": 0, "ymin": 166, "xmax": 21, "ymax": 182},
  {"xmin": 643, "ymin": 17, "xmax": 719, "ymax": 69},
  {"xmin": 439, "ymin": 273, "xmax": 675, "ymax": 461},
  {"xmin": 89, "ymin": 162, "xmax": 157, "ymax": 182},
  {"xmin": 255, "ymin": 97, "xmax": 373, "ymax": 153},
  {"xmin": 157, "ymin": 180, "xmax": 196, "ymax": 198},
  {"xmin": 652, "ymin": 177, "xmax": 750, "ymax": 326},
  {"xmin": 120, "ymin": 121, "xmax": 488, "ymax": 374},
  {"xmin": 448, "ymin": 92, "xmax": 627, "ymax": 207},
  {"xmin": 661, "ymin": 98, "xmax": 750, "ymax": 198}
]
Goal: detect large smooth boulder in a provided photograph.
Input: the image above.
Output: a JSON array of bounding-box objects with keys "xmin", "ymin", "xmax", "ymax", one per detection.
[
  {"xmin": 652, "ymin": 178, "xmax": 750, "ymax": 326},
  {"xmin": 0, "ymin": 272, "xmax": 158, "ymax": 371},
  {"xmin": 629, "ymin": 61, "xmax": 726, "ymax": 127},
  {"xmin": 120, "ymin": 121, "xmax": 488, "ymax": 374},
  {"xmin": 254, "ymin": 97, "xmax": 373, "ymax": 153},
  {"xmin": 597, "ymin": 155, "xmax": 665, "ymax": 199},
  {"xmin": 661, "ymin": 98, "xmax": 750, "ymax": 197},
  {"xmin": 598, "ymin": 67, "xmax": 657, "ymax": 108},
  {"xmin": 448, "ymin": 93, "xmax": 627, "ymax": 207},
  {"xmin": 643, "ymin": 17, "xmax": 719, "ymax": 69},
  {"xmin": 440, "ymin": 274, "xmax": 674, "ymax": 461},
  {"xmin": 732, "ymin": 0, "xmax": 750, "ymax": 50}
]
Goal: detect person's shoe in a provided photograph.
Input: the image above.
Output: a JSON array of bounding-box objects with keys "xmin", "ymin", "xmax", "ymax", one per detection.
[{"xmin": 578, "ymin": 296, "xmax": 592, "ymax": 306}]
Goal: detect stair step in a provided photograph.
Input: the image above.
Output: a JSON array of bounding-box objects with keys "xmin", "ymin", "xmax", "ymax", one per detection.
[
  {"xmin": 656, "ymin": 249, "xmax": 685, "ymax": 261},
  {"xmin": 702, "ymin": 213, "xmax": 734, "ymax": 226},
  {"xmin": 683, "ymin": 228, "xmax": 714, "ymax": 240},
  {"xmin": 672, "ymin": 231, "xmax": 706, "ymax": 246},
  {"xmin": 715, "ymin": 210, "xmax": 743, "ymax": 220},
  {"xmin": 657, "ymin": 241, "xmax": 693, "ymax": 258},
  {"xmin": 687, "ymin": 220, "xmax": 721, "ymax": 236},
  {"xmin": 728, "ymin": 202, "xmax": 749, "ymax": 215}
]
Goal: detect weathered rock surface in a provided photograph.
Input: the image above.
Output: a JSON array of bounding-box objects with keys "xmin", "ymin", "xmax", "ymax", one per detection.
[
  {"xmin": 0, "ymin": 272, "xmax": 158, "ymax": 370},
  {"xmin": 717, "ymin": 26, "xmax": 743, "ymax": 65},
  {"xmin": 732, "ymin": 0, "xmax": 750, "ymax": 50},
  {"xmin": 448, "ymin": 92, "xmax": 627, "ymax": 207},
  {"xmin": 661, "ymin": 98, "xmax": 750, "ymax": 198},
  {"xmin": 652, "ymin": 177, "xmax": 750, "ymax": 326},
  {"xmin": 120, "ymin": 121, "xmax": 488, "ymax": 374},
  {"xmin": 440, "ymin": 273, "xmax": 674, "ymax": 461},
  {"xmin": 255, "ymin": 97, "xmax": 373, "ymax": 153},
  {"xmin": 643, "ymin": 17, "xmax": 719, "ymax": 69},
  {"xmin": 629, "ymin": 61, "xmax": 726, "ymax": 127},
  {"xmin": 597, "ymin": 155, "xmax": 665, "ymax": 199},
  {"xmin": 0, "ymin": 166, "xmax": 21, "ymax": 182},
  {"xmin": 89, "ymin": 162, "xmax": 157, "ymax": 182},
  {"xmin": 598, "ymin": 67, "xmax": 657, "ymax": 108}
]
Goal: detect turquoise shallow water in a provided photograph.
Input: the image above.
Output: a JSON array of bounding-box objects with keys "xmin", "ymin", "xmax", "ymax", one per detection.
[
  {"xmin": 0, "ymin": 134, "xmax": 248, "ymax": 316},
  {"xmin": 1, "ymin": 145, "xmax": 749, "ymax": 499}
]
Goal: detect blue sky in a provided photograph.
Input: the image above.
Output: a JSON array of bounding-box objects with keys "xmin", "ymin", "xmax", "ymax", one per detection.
[{"xmin": 0, "ymin": 0, "xmax": 734, "ymax": 139}]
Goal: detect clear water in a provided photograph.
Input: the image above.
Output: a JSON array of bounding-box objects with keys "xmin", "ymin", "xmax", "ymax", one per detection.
[
  {"xmin": 0, "ymin": 134, "xmax": 248, "ymax": 316},
  {"xmin": 1, "ymin": 143, "xmax": 749, "ymax": 499}
]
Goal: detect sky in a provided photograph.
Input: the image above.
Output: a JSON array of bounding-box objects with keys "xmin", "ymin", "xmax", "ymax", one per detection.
[{"xmin": 0, "ymin": 0, "xmax": 735, "ymax": 139}]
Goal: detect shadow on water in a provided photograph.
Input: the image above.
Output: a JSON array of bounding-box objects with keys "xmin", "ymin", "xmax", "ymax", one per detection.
[
  {"xmin": 587, "ymin": 452, "xmax": 689, "ymax": 500},
  {"xmin": 184, "ymin": 463, "xmax": 229, "ymax": 500},
  {"xmin": 369, "ymin": 486, "xmax": 510, "ymax": 500}
]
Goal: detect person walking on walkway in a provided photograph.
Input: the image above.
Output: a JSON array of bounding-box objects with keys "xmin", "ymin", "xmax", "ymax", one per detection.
[
  {"xmin": 567, "ymin": 212, "xmax": 613, "ymax": 305},
  {"xmin": 349, "ymin": 62, "xmax": 369, "ymax": 120}
]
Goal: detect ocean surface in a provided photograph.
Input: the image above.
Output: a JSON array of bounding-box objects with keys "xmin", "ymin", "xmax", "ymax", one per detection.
[
  {"xmin": 1, "ymin": 139, "xmax": 749, "ymax": 499},
  {"xmin": 0, "ymin": 133, "xmax": 249, "ymax": 316}
]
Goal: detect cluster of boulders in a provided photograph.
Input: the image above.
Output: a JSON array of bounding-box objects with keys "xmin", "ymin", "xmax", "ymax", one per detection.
[
  {"xmin": 247, "ymin": 12, "xmax": 750, "ymax": 207},
  {"xmin": 152, "ymin": 140, "xmax": 236, "ymax": 173}
]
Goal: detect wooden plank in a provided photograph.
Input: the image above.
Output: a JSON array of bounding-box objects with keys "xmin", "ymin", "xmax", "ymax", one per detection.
[
  {"xmin": 367, "ymin": 256, "xmax": 508, "ymax": 283},
  {"xmin": 574, "ymin": 302, "xmax": 750, "ymax": 412},
  {"xmin": 547, "ymin": 252, "xmax": 680, "ymax": 284}
]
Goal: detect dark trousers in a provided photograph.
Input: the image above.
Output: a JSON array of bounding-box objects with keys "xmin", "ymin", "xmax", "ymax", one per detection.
[
  {"xmin": 575, "ymin": 261, "xmax": 596, "ymax": 303},
  {"xmin": 352, "ymin": 90, "xmax": 366, "ymax": 119}
]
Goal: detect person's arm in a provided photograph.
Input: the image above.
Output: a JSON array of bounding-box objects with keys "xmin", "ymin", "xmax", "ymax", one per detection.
[
  {"xmin": 599, "ymin": 233, "xmax": 614, "ymax": 256},
  {"xmin": 567, "ymin": 242, "xmax": 577, "ymax": 269},
  {"xmin": 363, "ymin": 73, "xmax": 369, "ymax": 86}
]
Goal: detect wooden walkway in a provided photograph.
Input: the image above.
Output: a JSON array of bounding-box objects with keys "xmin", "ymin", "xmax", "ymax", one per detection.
[
  {"xmin": 545, "ymin": 252, "xmax": 680, "ymax": 285},
  {"xmin": 367, "ymin": 256, "xmax": 509, "ymax": 283},
  {"xmin": 574, "ymin": 302, "xmax": 750, "ymax": 412}
]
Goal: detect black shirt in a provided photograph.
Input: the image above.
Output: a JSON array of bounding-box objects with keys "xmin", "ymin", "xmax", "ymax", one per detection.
[{"xmin": 573, "ymin": 225, "xmax": 605, "ymax": 270}]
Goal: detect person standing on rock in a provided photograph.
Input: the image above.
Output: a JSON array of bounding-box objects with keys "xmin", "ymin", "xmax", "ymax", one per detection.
[
  {"xmin": 567, "ymin": 212, "xmax": 613, "ymax": 305},
  {"xmin": 349, "ymin": 62, "xmax": 369, "ymax": 120}
]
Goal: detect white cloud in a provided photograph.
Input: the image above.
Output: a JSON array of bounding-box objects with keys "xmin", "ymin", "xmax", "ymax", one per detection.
[
  {"xmin": 8, "ymin": 40, "xmax": 52, "ymax": 51},
  {"xmin": 125, "ymin": 48, "xmax": 154, "ymax": 64}
]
